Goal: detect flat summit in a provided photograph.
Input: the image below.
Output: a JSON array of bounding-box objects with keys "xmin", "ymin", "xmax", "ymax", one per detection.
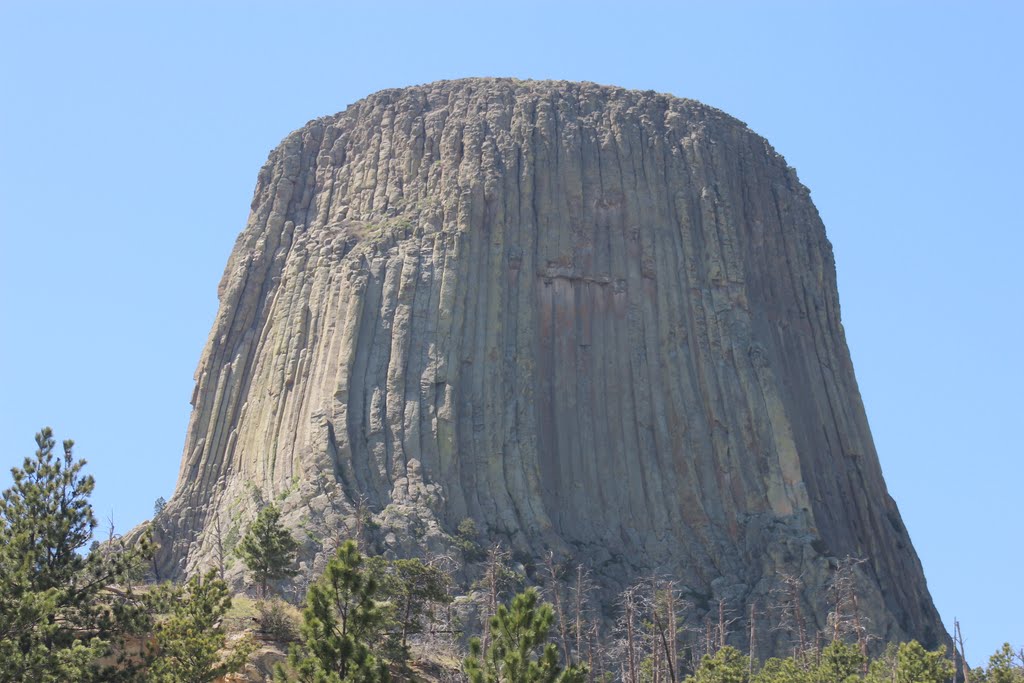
[{"xmin": 152, "ymin": 78, "xmax": 945, "ymax": 653}]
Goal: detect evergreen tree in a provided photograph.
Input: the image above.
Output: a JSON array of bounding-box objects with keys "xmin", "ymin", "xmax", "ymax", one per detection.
[
  {"xmin": 275, "ymin": 540, "xmax": 390, "ymax": 683},
  {"xmin": 455, "ymin": 518, "xmax": 485, "ymax": 561},
  {"xmin": 369, "ymin": 556, "xmax": 452, "ymax": 655},
  {"xmin": 971, "ymin": 643, "xmax": 1024, "ymax": 683},
  {"xmin": 237, "ymin": 503, "xmax": 299, "ymax": 598},
  {"xmin": 464, "ymin": 587, "xmax": 586, "ymax": 683},
  {"xmin": 890, "ymin": 641, "xmax": 953, "ymax": 683},
  {"xmin": 751, "ymin": 656, "xmax": 810, "ymax": 683},
  {"xmin": 0, "ymin": 427, "xmax": 152, "ymax": 682},
  {"xmin": 684, "ymin": 646, "xmax": 749, "ymax": 683},
  {"xmin": 861, "ymin": 641, "xmax": 953, "ymax": 683},
  {"xmin": 146, "ymin": 569, "xmax": 254, "ymax": 682},
  {"xmin": 815, "ymin": 640, "xmax": 864, "ymax": 683}
]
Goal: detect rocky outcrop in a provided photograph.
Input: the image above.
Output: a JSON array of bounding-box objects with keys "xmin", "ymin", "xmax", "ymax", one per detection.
[{"xmin": 152, "ymin": 78, "xmax": 945, "ymax": 653}]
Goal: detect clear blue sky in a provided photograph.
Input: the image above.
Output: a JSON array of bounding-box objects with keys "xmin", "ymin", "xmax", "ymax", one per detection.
[{"xmin": 1, "ymin": 0, "xmax": 1020, "ymax": 662}]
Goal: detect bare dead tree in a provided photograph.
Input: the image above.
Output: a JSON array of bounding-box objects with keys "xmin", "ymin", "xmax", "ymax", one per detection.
[
  {"xmin": 612, "ymin": 576, "xmax": 685, "ymax": 683},
  {"xmin": 682, "ymin": 617, "xmax": 705, "ymax": 675},
  {"xmin": 588, "ymin": 623, "xmax": 601, "ymax": 683},
  {"xmin": 748, "ymin": 601, "xmax": 758, "ymax": 678},
  {"xmin": 771, "ymin": 572, "xmax": 810, "ymax": 662},
  {"xmin": 478, "ymin": 543, "xmax": 512, "ymax": 657},
  {"xmin": 653, "ymin": 629, "xmax": 663, "ymax": 683},
  {"xmin": 107, "ymin": 511, "xmax": 117, "ymax": 545},
  {"xmin": 587, "ymin": 622, "xmax": 596, "ymax": 683},
  {"xmin": 573, "ymin": 564, "xmax": 595, "ymax": 664},
  {"xmin": 813, "ymin": 631, "xmax": 825, "ymax": 668},
  {"xmin": 104, "ymin": 513, "xmax": 127, "ymax": 586},
  {"xmin": 719, "ymin": 599, "xmax": 727, "ymax": 650},
  {"xmin": 826, "ymin": 555, "xmax": 876, "ymax": 672},
  {"xmin": 646, "ymin": 576, "xmax": 680, "ymax": 683},
  {"xmin": 668, "ymin": 587, "xmax": 680, "ymax": 679},
  {"xmin": 681, "ymin": 610, "xmax": 713, "ymax": 667},
  {"xmin": 828, "ymin": 556, "xmax": 866, "ymax": 642},
  {"xmin": 715, "ymin": 598, "xmax": 739, "ymax": 650},
  {"xmin": 618, "ymin": 583, "xmax": 641, "ymax": 683},
  {"xmin": 544, "ymin": 551, "xmax": 572, "ymax": 664},
  {"xmin": 411, "ymin": 550, "xmax": 462, "ymax": 663},
  {"xmin": 851, "ymin": 591, "xmax": 872, "ymax": 673},
  {"xmin": 955, "ymin": 619, "xmax": 970, "ymax": 683}
]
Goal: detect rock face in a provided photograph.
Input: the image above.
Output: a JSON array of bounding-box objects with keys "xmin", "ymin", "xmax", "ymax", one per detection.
[{"xmin": 154, "ymin": 78, "xmax": 945, "ymax": 652}]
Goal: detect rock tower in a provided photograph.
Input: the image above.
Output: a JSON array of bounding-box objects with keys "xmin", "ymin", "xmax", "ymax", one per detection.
[{"xmin": 152, "ymin": 78, "xmax": 945, "ymax": 652}]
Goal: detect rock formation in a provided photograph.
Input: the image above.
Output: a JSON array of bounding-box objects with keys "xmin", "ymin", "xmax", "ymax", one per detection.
[{"xmin": 152, "ymin": 78, "xmax": 946, "ymax": 653}]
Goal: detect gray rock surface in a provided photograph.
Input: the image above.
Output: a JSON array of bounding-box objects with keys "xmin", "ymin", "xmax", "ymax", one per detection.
[{"xmin": 150, "ymin": 78, "xmax": 945, "ymax": 653}]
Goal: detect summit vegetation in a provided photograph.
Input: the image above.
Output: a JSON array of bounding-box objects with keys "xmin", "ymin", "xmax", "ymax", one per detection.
[{"xmin": 1, "ymin": 428, "xmax": 1020, "ymax": 682}]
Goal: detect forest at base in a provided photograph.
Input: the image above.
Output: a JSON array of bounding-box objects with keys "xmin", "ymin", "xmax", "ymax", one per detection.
[{"xmin": 2, "ymin": 428, "xmax": 1020, "ymax": 683}]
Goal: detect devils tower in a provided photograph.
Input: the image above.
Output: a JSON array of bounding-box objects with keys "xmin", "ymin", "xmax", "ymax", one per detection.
[{"xmin": 151, "ymin": 78, "xmax": 945, "ymax": 652}]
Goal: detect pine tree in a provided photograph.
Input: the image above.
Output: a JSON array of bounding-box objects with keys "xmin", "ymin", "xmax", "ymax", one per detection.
[
  {"xmin": 275, "ymin": 540, "xmax": 390, "ymax": 683},
  {"xmin": 236, "ymin": 504, "xmax": 299, "ymax": 598},
  {"xmin": 369, "ymin": 556, "xmax": 452, "ymax": 655},
  {"xmin": 889, "ymin": 641, "xmax": 954, "ymax": 683},
  {"xmin": 860, "ymin": 643, "xmax": 954, "ymax": 683},
  {"xmin": 751, "ymin": 656, "xmax": 811, "ymax": 683},
  {"xmin": 815, "ymin": 640, "xmax": 864, "ymax": 683},
  {"xmin": 684, "ymin": 646, "xmax": 749, "ymax": 683},
  {"xmin": 0, "ymin": 427, "xmax": 152, "ymax": 682},
  {"xmin": 970, "ymin": 643, "xmax": 1024, "ymax": 683},
  {"xmin": 464, "ymin": 587, "xmax": 586, "ymax": 683},
  {"xmin": 146, "ymin": 569, "xmax": 254, "ymax": 682}
]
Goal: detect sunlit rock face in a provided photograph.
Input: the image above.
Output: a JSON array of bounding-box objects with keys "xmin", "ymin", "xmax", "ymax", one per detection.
[{"xmin": 152, "ymin": 78, "xmax": 945, "ymax": 653}]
